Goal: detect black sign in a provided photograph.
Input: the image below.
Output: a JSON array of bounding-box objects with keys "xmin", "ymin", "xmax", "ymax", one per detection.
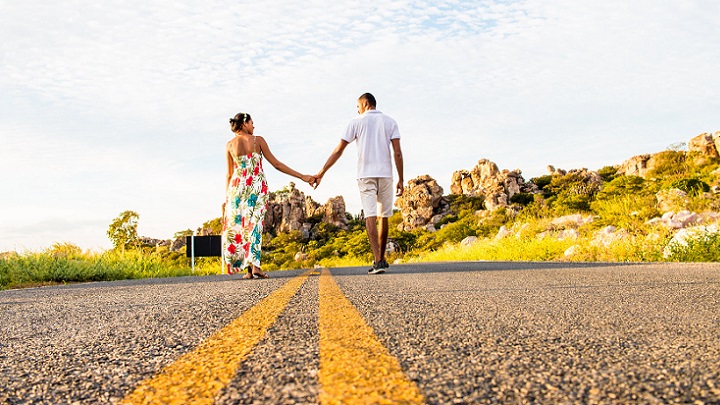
[{"xmin": 185, "ymin": 235, "xmax": 222, "ymax": 257}]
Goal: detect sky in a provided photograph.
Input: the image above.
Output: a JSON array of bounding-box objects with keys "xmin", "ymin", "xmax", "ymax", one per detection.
[{"xmin": 1, "ymin": 0, "xmax": 719, "ymax": 252}]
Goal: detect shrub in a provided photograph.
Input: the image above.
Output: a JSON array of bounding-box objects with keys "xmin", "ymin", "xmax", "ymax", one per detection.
[
  {"xmin": 670, "ymin": 178, "xmax": 710, "ymax": 197},
  {"xmin": 597, "ymin": 165, "xmax": 619, "ymax": 182},
  {"xmin": 510, "ymin": 192, "xmax": 535, "ymax": 206},
  {"xmin": 545, "ymin": 172, "xmax": 600, "ymax": 212},
  {"xmin": 648, "ymin": 150, "xmax": 689, "ymax": 179},
  {"xmin": 665, "ymin": 231, "xmax": 720, "ymax": 262},
  {"xmin": 530, "ymin": 175, "xmax": 553, "ymax": 194},
  {"xmin": 590, "ymin": 194, "xmax": 659, "ymax": 231},
  {"xmin": 595, "ymin": 175, "xmax": 648, "ymax": 200}
]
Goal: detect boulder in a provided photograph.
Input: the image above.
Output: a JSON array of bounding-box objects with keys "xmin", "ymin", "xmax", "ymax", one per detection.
[
  {"xmin": 591, "ymin": 226, "xmax": 630, "ymax": 247},
  {"xmin": 557, "ymin": 229, "xmax": 580, "ymax": 240},
  {"xmin": 564, "ymin": 245, "xmax": 579, "ymax": 257},
  {"xmin": 688, "ymin": 132, "xmax": 719, "ymax": 158},
  {"xmin": 138, "ymin": 236, "xmax": 171, "ymax": 248},
  {"xmin": 450, "ymin": 159, "xmax": 534, "ymax": 211},
  {"xmin": 656, "ymin": 188, "xmax": 689, "ymax": 212},
  {"xmin": 305, "ymin": 197, "xmax": 324, "ymax": 218},
  {"xmin": 495, "ymin": 226, "xmax": 512, "ymax": 240},
  {"xmin": 617, "ymin": 154, "xmax": 652, "ymax": 177},
  {"xmin": 460, "ymin": 236, "xmax": 478, "ymax": 246},
  {"xmin": 646, "ymin": 210, "xmax": 715, "ymax": 229},
  {"xmin": 551, "ymin": 214, "xmax": 593, "ymax": 228},
  {"xmin": 265, "ymin": 183, "xmax": 307, "ymax": 233},
  {"xmin": 663, "ymin": 223, "xmax": 720, "ymax": 258},
  {"xmin": 323, "ymin": 196, "xmax": 348, "ymax": 230},
  {"xmin": 395, "ymin": 175, "xmax": 449, "ymax": 231}
]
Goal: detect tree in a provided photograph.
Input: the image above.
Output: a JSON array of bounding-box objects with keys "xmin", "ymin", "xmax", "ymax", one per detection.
[{"xmin": 107, "ymin": 210, "xmax": 140, "ymax": 250}]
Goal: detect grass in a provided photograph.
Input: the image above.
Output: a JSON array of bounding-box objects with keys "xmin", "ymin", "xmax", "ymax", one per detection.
[
  {"xmin": 0, "ymin": 245, "xmax": 219, "ymax": 291},
  {"xmin": 3, "ymin": 209, "xmax": 719, "ymax": 291}
]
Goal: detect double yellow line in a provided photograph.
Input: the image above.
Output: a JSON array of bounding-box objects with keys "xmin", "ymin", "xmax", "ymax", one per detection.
[{"xmin": 121, "ymin": 269, "xmax": 425, "ymax": 405}]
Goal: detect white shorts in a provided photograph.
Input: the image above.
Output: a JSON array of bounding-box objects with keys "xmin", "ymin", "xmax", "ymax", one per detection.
[{"xmin": 357, "ymin": 177, "xmax": 394, "ymax": 218}]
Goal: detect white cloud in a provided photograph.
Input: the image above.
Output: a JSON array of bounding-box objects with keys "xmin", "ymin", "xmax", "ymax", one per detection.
[{"xmin": 1, "ymin": 0, "xmax": 719, "ymax": 251}]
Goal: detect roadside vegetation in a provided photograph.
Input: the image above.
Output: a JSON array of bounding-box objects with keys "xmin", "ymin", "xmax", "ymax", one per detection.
[{"xmin": 2, "ymin": 147, "xmax": 719, "ymax": 290}]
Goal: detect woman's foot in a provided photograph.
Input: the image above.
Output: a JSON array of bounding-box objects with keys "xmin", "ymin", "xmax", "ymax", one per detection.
[
  {"xmin": 251, "ymin": 266, "xmax": 269, "ymax": 278},
  {"xmin": 242, "ymin": 272, "xmax": 253, "ymax": 279}
]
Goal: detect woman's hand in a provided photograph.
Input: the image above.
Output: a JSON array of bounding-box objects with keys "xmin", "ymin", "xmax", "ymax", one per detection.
[{"xmin": 302, "ymin": 174, "xmax": 318, "ymax": 189}]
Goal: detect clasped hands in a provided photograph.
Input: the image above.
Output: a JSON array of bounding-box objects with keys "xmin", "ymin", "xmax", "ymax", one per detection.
[
  {"xmin": 300, "ymin": 172, "xmax": 404, "ymax": 196},
  {"xmin": 300, "ymin": 173, "xmax": 323, "ymax": 190}
]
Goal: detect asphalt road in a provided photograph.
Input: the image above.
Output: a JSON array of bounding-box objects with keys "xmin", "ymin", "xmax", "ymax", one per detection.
[{"xmin": 1, "ymin": 261, "xmax": 719, "ymax": 404}]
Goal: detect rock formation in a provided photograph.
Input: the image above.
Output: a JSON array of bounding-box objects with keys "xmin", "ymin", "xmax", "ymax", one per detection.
[
  {"xmin": 450, "ymin": 159, "xmax": 537, "ymax": 210},
  {"xmin": 616, "ymin": 154, "xmax": 653, "ymax": 177},
  {"xmin": 688, "ymin": 132, "xmax": 720, "ymax": 158},
  {"xmin": 655, "ymin": 189, "xmax": 689, "ymax": 213},
  {"xmin": 265, "ymin": 182, "xmax": 308, "ymax": 233},
  {"xmin": 323, "ymin": 196, "xmax": 349, "ymax": 230},
  {"xmin": 395, "ymin": 175, "xmax": 450, "ymax": 231},
  {"xmin": 305, "ymin": 197, "xmax": 324, "ymax": 218}
]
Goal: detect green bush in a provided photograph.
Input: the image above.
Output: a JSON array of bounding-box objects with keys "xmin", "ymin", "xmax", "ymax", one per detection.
[
  {"xmin": 670, "ymin": 178, "xmax": 710, "ymax": 197},
  {"xmin": 648, "ymin": 150, "xmax": 689, "ymax": 179},
  {"xmin": 597, "ymin": 165, "xmax": 619, "ymax": 182},
  {"xmin": 665, "ymin": 231, "xmax": 720, "ymax": 262},
  {"xmin": 510, "ymin": 192, "xmax": 535, "ymax": 206},
  {"xmin": 545, "ymin": 172, "xmax": 600, "ymax": 213},
  {"xmin": 530, "ymin": 175, "xmax": 553, "ymax": 194},
  {"xmin": 596, "ymin": 175, "xmax": 648, "ymax": 200}
]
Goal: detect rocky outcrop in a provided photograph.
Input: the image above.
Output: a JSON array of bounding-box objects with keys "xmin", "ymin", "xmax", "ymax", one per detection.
[
  {"xmin": 395, "ymin": 175, "xmax": 450, "ymax": 231},
  {"xmin": 646, "ymin": 210, "xmax": 719, "ymax": 229},
  {"xmin": 688, "ymin": 132, "xmax": 720, "ymax": 158},
  {"xmin": 323, "ymin": 196, "xmax": 349, "ymax": 230},
  {"xmin": 305, "ymin": 197, "xmax": 323, "ymax": 218},
  {"xmin": 265, "ymin": 183, "xmax": 308, "ymax": 233},
  {"xmin": 547, "ymin": 165, "xmax": 567, "ymax": 176},
  {"xmin": 616, "ymin": 154, "xmax": 653, "ymax": 177},
  {"xmin": 138, "ymin": 237, "xmax": 171, "ymax": 248},
  {"xmin": 450, "ymin": 159, "xmax": 536, "ymax": 210}
]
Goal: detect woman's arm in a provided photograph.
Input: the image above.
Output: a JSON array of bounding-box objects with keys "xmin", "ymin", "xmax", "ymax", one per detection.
[
  {"xmin": 225, "ymin": 146, "xmax": 234, "ymax": 190},
  {"xmin": 257, "ymin": 136, "xmax": 313, "ymax": 182}
]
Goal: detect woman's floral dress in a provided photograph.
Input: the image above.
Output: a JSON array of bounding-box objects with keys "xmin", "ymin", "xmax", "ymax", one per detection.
[{"xmin": 222, "ymin": 148, "xmax": 269, "ymax": 274}]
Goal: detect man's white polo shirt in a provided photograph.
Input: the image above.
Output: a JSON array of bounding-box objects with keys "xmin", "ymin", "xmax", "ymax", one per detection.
[{"xmin": 342, "ymin": 110, "xmax": 400, "ymax": 179}]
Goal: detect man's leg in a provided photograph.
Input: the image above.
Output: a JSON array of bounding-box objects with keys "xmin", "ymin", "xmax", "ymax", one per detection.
[
  {"xmin": 365, "ymin": 216, "xmax": 381, "ymax": 264},
  {"xmin": 378, "ymin": 217, "xmax": 388, "ymax": 261}
]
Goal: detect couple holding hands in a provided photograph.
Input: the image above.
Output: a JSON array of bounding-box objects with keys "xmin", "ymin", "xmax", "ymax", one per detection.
[{"xmin": 222, "ymin": 93, "xmax": 404, "ymax": 279}]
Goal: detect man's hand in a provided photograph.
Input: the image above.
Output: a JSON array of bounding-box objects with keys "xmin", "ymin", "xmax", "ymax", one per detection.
[
  {"xmin": 313, "ymin": 172, "xmax": 324, "ymax": 188},
  {"xmin": 396, "ymin": 180, "xmax": 404, "ymax": 197}
]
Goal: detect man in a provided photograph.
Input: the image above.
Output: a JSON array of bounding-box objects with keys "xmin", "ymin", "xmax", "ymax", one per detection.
[{"xmin": 315, "ymin": 93, "xmax": 404, "ymax": 274}]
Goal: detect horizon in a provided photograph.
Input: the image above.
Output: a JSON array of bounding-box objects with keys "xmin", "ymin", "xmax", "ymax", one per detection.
[{"xmin": 2, "ymin": 0, "xmax": 719, "ymax": 252}]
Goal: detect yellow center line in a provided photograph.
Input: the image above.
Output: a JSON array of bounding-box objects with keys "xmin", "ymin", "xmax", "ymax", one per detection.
[
  {"xmin": 318, "ymin": 268, "xmax": 426, "ymax": 405},
  {"xmin": 121, "ymin": 271, "xmax": 311, "ymax": 405}
]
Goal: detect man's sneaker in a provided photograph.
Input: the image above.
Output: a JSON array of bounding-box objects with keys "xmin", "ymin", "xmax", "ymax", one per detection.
[{"xmin": 368, "ymin": 259, "xmax": 389, "ymax": 274}]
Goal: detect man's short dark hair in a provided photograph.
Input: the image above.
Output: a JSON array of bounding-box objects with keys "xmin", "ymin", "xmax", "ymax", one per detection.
[{"xmin": 359, "ymin": 93, "xmax": 376, "ymax": 108}]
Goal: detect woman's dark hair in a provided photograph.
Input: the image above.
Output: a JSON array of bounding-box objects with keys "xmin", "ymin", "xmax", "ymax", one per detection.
[
  {"xmin": 358, "ymin": 93, "xmax": 376, "ymax": 108},
  {"xmin": 229, "ymin": 112, "xmax": 252, "ymax": 133}
]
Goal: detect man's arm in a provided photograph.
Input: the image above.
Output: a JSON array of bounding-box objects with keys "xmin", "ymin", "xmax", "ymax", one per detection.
[
  {"xmin": 315, "ymin": 140, "xmax": 350, "ymax": 187},
  {"xmin": 391, "ymin": 138, "xmax": 404, "ymax": 196}
]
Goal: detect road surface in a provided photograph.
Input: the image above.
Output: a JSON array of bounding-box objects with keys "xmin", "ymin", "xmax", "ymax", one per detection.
[{"xmin": 1, "ymin": 261, "xmax": 719, "ymax": 404}]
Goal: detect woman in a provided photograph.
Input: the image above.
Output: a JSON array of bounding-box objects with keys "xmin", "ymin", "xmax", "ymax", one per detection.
[{"xmin": 222, "ymin": 112, "xmax": 315, "ymax": 278}]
